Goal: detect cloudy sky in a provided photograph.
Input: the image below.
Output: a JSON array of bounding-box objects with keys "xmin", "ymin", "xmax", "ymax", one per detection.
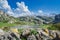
[{"xmin": 0, "ymin": 0, "xmax": 60, "ymax": 17}]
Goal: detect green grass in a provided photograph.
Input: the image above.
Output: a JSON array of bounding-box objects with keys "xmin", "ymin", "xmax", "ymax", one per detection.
[
  {"xmin": 48, "ymin": 23, "xmax": 60, "ymax": 30},
  {"xmin": 40, "ymin": 24, "xmax": 51, "ymax": 29},
  {"xmin": 0, "ymin": 22, "xmax": 19, "ymax": 28},
  {"xmin": 0, "ymin": 21, "xmax": 35, "ymax": 28},
  {"xmin": 17, "ymin": 21, "xmax": 35, "ymax": 25}
]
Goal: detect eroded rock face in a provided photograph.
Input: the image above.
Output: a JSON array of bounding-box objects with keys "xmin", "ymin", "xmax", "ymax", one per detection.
[{"xmin": 0, "ymin": 29, "xmax": 60, "ymax": 40}]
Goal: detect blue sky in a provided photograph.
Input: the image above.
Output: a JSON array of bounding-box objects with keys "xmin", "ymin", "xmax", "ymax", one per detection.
[
  {"xmin": 7, "ymin": 0, "xmax": 60, "ymax": 12},
  {"xmin": 0, "ymin": 0, "xmax": 60, "ymax": 17}
]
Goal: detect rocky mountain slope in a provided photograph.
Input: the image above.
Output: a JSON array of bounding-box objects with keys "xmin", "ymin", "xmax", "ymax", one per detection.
[
  {"xmin": 18, "ymin": 15, "xmax": 54, "ymax": 24},
  {"xmin": 53, "ymin": 14, "xmax": 60, "ymax": 23},
  {"xmin": 0, "ymin": 10, "xmax": 16, "ymax": 23}
]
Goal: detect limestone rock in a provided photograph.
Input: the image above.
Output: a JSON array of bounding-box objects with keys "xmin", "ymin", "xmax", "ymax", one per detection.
[
  {"xmin": 27, "ymin": 34, "xmax": 37, "ymax": 40},
  {"xmin": 0, "ymin": 29, "xmax": 4, "ymax": 35},
  {"xmin": 22, "ymin": 29, "xmax": 30, "ymax": 36},
  {"xmin": 36, "ymin": 34, "xmax": 41, "ymax": 40}
]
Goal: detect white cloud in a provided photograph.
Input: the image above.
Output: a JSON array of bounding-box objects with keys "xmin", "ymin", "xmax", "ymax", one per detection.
[
  {"xmin": 38, "ymin": 10, "xmax": 54, "ymax": 16},
  {"xmin": 37, "ymin": 10, "xmax": 45, "ymax": 16},
  {"xmin": 0, "ymin": 0, "xmax": 34, "ymax": 17},
  {"xmin": 16, "ymin": 2, "xmax": 29, "ymax": 12},
  {"xmin": 14, "ymin": 2, "xmax": 32, "ymax": 17},
  {"xmin": 0, "ymin": 0, "xmax": 14, "ymax": 16},
  {"xmin": 38, "ymin": 10, "xmax": 43, "ymax": 13},
  {"xmin": 0, "ymin": 0, "xmax": 11, "ymax": 10}
]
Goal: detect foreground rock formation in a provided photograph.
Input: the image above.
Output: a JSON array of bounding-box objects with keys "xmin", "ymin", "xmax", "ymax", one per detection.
[{"xmin": 0, "ymin": 28, "xmax": 60, "ymax": 40}]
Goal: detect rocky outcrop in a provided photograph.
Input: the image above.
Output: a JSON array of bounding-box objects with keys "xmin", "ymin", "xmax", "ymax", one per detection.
[{"xmin": 0, "ymin": 28, "xmax": 60, "ymax": 40}]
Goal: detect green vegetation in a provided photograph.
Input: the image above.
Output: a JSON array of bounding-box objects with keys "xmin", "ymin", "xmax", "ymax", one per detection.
[
  {"xmin": 0, "ymin": 21, "xmax": 35, "ymax": 28},
  {"xmin": 39, "ymin": 23, "xmax": 60, "ymax": 30},
  {"xmin": 15, "ymin": 21, "xmax": 35, "ymax": 25},
  {"xmin": 40, "ymin": 24, "xmax": 51, "ymax": 29},
  {"xmin": 0, "ymin": 22, "xmax": 19, "ymax": 28},
  {"xmin": 48, "ymin": 23, "xmax": 60, "ymax": 30}
]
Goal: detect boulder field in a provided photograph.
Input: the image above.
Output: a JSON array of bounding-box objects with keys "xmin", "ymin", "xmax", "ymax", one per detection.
[{"xmin": 0, "ymin": 28, "xmax": 60, "ymax": 40}]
